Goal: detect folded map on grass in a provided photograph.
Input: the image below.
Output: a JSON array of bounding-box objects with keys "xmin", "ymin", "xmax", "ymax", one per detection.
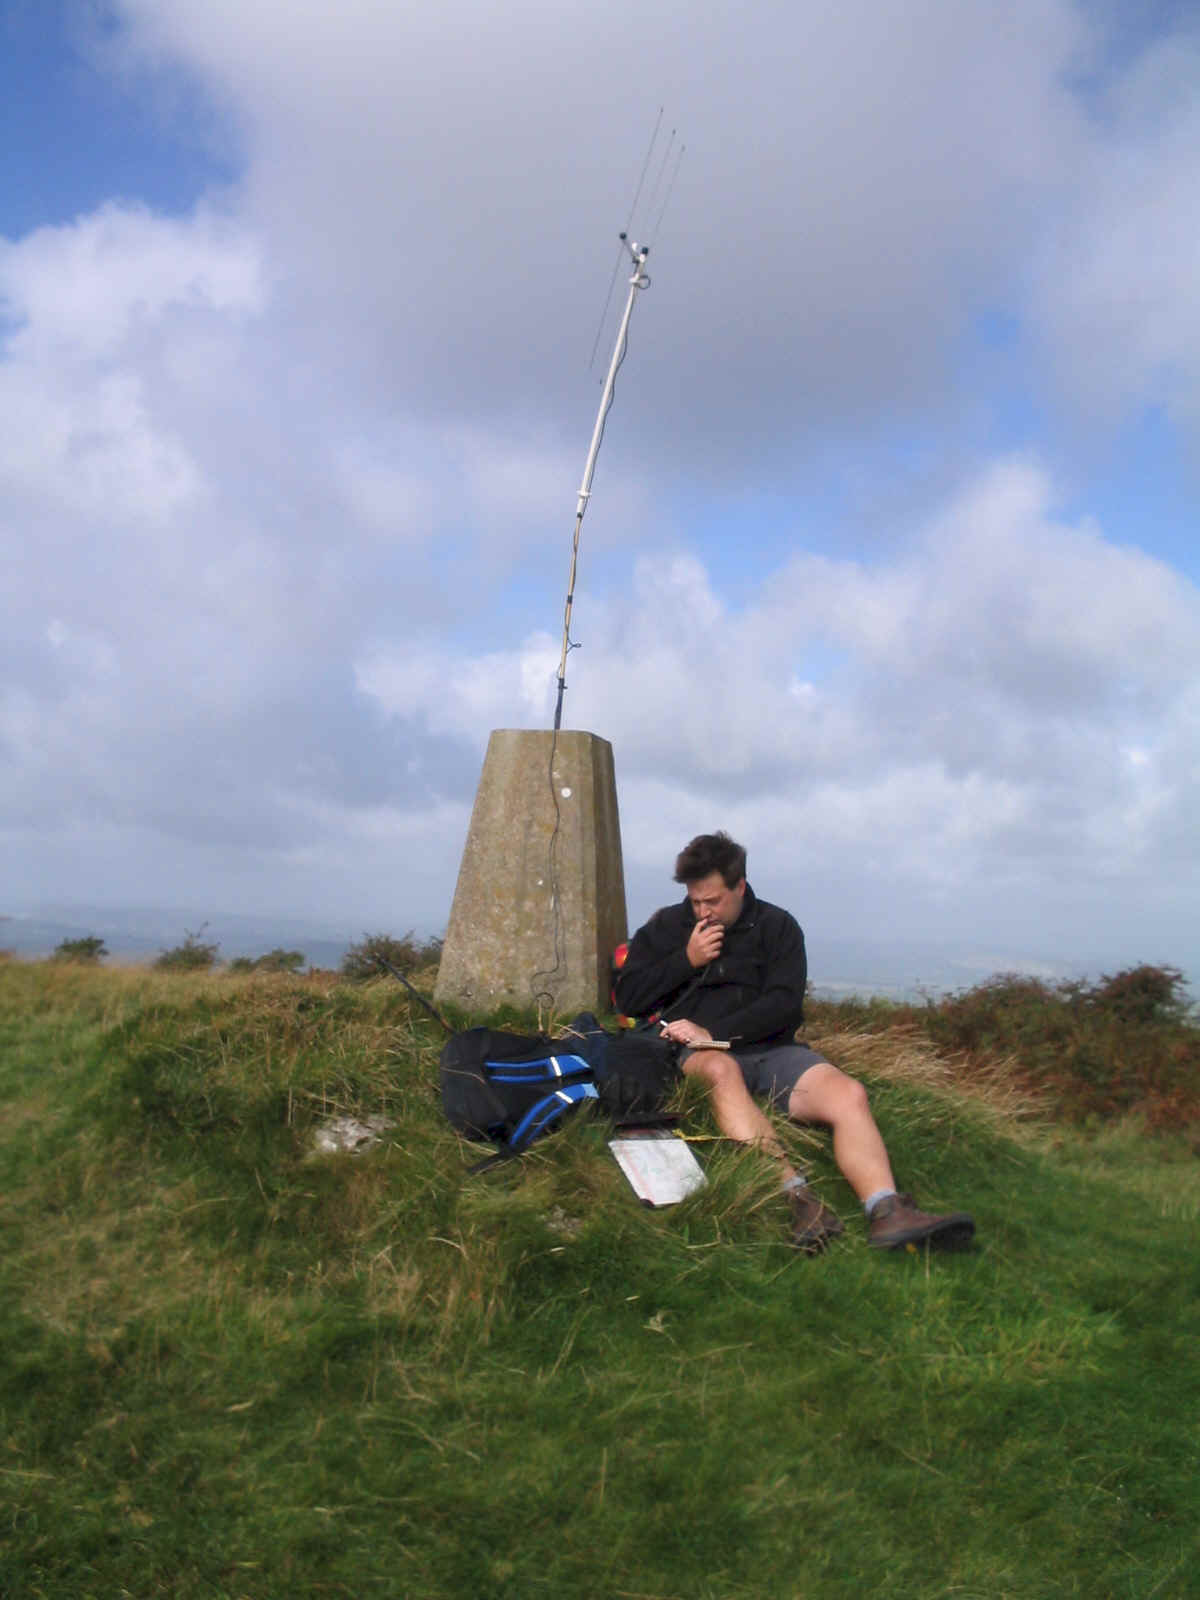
[{"xmin": 608, "ymin": 1133, "xmax": 706, "ymax": 1207}]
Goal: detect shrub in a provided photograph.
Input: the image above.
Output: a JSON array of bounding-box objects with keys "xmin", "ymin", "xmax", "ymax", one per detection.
[
  {"xmin": 154, "ymin": 926, "xmax": 219, "ymax": 973},
  {"xmin": 1086, "ymin": 964, "xmax": 1190, "ymax": 1026},
  {"xmin": 921, "ymin": 966, "xmax": 1200, "ymax": 1128},
  {"xmin": 51, "ymin": 935, "xmax": 108, "ymax": 964},
  {"xmin": 227, "ymin": 948, "xmax": 307, "ymax": 976},
  {"xmin": 254, "ymin": 947, "xmax": 306, "ymax": 973},
  {"xmin": 810, "ymin": 965, "xmax": 1200, "ymax": 1130},
  {"xmin": 340, "ymin": 931, "xmax": 442, "ymax": 982}
]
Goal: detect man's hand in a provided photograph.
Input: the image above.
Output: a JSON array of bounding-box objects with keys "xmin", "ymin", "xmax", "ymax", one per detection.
[
  {"xmin": 686, "ymin": 916, "xmax": 724, "ymax": 968},
  {"xmin": 659, "ymin": 1019, "xmax": 713, "ymax": 1048}
]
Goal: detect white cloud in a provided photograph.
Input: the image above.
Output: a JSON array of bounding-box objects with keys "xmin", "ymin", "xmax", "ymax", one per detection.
[
  {"xmin": 0, "ymin": 366, "xmax": 200, "ymax": 522},
  {"xmin": 0, "ymin": 203, "xmax": 264, "ymax": 529},
  {"xmin": 1033, "ymin": 30, "xmax": 1200, "ymax": 436},
  {"xmin": 0, "ymin": 201, "xmax": 263, "ymax": 360},
  {"xmin": 104, "ymin": 0, "xmax": 1095, "ymax": 453},
  {"xmin": 355, "ymin": 454, "xmax": 1200, "ymax": 949}
]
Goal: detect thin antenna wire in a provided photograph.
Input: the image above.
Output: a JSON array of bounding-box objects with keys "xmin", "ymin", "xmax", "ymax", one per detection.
[
  {"xmin": 587, "ymin": 242, "xmax": 626, "ymax": 373},
  {"xmin": 639, "ymin": 126, "xmax": 676, "ymax": 241},
  {"xmin": 625, "ymin": 106, "xmax": 663, "ymax": 234},
  {"xmin": 588, "ymin": 108, "xmax": 664, "ymax": 374},
  {"xmin": 650, "ymin": 142, "xmax": 685, "ymax": 245}
]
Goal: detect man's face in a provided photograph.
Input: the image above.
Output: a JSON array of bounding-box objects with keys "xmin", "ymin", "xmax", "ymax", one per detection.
[{"xmin": 685, "ymin": 871, "xmax": 746, "ymax": 929}]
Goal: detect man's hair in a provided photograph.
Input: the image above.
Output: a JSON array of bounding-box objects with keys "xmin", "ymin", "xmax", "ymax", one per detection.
[{"xmin": 673, "ymin": 831, "xmax": 747, "ymax": 888}]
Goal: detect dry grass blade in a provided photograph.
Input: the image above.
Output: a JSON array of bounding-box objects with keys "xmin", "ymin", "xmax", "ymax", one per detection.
[{"xmin": 809, "ymin": 1024, "xmax": 1046, "ymax": 1129}]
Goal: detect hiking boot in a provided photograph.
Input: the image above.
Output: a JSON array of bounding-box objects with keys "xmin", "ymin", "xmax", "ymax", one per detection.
[
  {"xmin": 789, "ymin": 1186, "xmax": 846, "ymax": 1254},
  {"xmin": 867, "ymin": 1193, "xmax": 975, "ymax": 1251}
]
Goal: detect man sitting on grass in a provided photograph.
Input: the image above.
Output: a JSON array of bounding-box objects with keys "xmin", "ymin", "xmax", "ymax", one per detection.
[{"xmin": 614, "ymin": 831, "xmax": 975, "ymax": 1254}]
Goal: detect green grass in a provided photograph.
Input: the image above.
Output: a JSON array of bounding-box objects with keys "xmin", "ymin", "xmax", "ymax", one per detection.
[{"xmin": 1, "ymin": 962, "xmax": 1198, "ymax": 1598}]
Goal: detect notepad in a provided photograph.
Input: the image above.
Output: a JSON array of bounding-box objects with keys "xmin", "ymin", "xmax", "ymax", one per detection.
[{"xmin": 608, "ymin": 1133, "xmax": 706, "ymax": 1206}]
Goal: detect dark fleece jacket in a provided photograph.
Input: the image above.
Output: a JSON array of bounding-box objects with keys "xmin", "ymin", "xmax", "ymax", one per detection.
[{"xmin": 614, "ymin": 884, "xmax": 807, "ymax": 1048}]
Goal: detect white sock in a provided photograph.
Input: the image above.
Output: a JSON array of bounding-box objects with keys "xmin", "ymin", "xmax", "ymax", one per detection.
[{"xmin": 863, "ymin": 1188, "xmax": 897, "ymax": 1216}]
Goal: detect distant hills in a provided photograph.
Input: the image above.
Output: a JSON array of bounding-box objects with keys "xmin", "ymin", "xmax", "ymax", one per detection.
[{"xmin": 0, "ymin": 902, "xmax": 1114, "ymax": 1000}]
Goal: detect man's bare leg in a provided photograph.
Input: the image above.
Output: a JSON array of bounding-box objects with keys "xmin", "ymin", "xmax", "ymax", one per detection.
[
  {"xmin": 681, "ymin": 1048, "xmax": 799, "ymax": 1178},
  {"xmin": 682, "ymin": 1048, "xmax": 846, "ymax": 1251},
  {"xmin": 785, "ymin": 1063, "xmax": 895, "ymax": 1201}
]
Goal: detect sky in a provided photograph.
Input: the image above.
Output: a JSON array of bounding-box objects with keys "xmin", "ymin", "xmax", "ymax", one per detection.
[{"xmin": 2, "ymin": 0, "xmax": 1199, "ymax": 990}]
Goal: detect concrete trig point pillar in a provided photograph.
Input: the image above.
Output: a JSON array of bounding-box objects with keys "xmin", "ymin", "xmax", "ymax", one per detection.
[{"xmin": 434, "ymin": 729, "xmax": 628, "ymax": 1017}]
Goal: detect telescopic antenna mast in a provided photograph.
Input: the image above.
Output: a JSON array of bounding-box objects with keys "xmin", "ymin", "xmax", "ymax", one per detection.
[{"xmin": 552, "ymin": 232, "xmax": 651, "ymax": 731}]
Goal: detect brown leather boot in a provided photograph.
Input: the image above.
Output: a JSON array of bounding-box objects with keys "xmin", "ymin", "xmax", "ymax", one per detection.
[
  {"xmin": 867, "ymin": 1192, "xmax": 975, "ymax": 1251},
  {"xmin": 789, "ymin": 1186, "xmax": 846, "ymax": 1254}
]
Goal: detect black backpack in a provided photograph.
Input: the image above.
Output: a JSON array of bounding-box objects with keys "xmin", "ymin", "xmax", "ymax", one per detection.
[{"xmin": 439, "ymin": 1013, "xmax": 680, "ymax": 1164}]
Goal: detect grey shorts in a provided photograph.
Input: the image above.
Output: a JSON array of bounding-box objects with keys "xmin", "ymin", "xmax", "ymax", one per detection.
[{"xmin": 732, "ymin": 1042, "xmax": 830, "ymax": 1112}]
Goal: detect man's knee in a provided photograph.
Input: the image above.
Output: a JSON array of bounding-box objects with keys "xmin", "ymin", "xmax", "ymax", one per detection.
[
  {"xmin": 837, "ymin": 1073, "xmax": 871, "ymax": 1116},
  {"xmin": 787, "ymin": 1062, "xmax": 872, "ymax": 1123},
  {"xmin": 681, "ymin": 1048, "xmax": 742, "ymax": 1093}
]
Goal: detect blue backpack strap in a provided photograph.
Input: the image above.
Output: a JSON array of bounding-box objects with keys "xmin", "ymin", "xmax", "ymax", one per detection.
[
  {"xmin": 484, "ymin": 1053, "xmax": 591, "ymax": 1084},
  {"xmin": 509, "ymin": 1082, "xmax": 599, "ymax": 1150}
]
